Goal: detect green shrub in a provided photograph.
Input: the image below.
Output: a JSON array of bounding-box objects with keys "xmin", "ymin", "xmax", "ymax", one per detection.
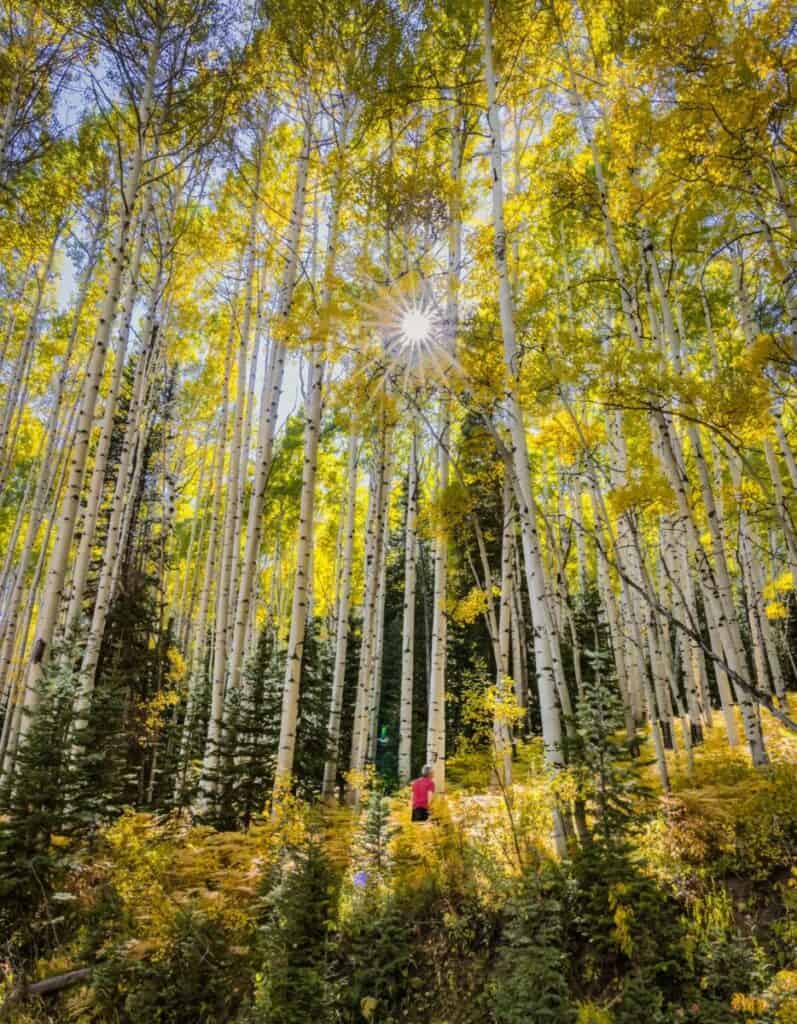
[
  {"xmin": 249, "ymin": 833, "xmax": 340, "ymax": 1024},
  {"xmin": 93, "ymin": 907, "xmax": 251, "ymax": 1023},
  {"xmin": 663, "ymin": 764, "xmax": 797, "ymax": 880},
  {"xmin": 490, "ymin": 868, "xmax": 576, "ymax": 1024}
]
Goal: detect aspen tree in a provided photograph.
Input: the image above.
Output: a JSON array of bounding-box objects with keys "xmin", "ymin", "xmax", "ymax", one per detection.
[
  {"xmin": 350, "ymin": 429, "xmax": 392, "ymax": 792},
  {"xmin": 426, "ymin": 93, "xmax": 464, "ymax": 794},
  {"xmin": 494, "ymin": 474, "xmax": 515, "ymax": 786},
  {"xmin": 175, "ymin": 434, "xmax": 223, "ymax": 800},
  {"xmin": 274, "ymin": 106, "xmax": 352, "ymax": 793},
  {"xmin": 62, "ymin": 187, "xmax": 155, "ymax": 642},
  {"xmin": 224, "ymin": 165, "xmax": 262, "ymax": 653},
  {"xmin": 483, "ymin": 0, "xmax": 566, "ymax": 851},
  {"xmin": 368, "ymin": 470, "xmax": 393, "ymax": 763},
  {"xmin": 174, "ymin": 435, "xmax": 211, "ymax": 651},
  {"xmin": 397, "ymin": 431, "xmax": 418, "ymax": 785},
  {"xmin": 322, "ymin": 430, "xmax": 359, "ymax": 796},
  {"xmin": 71, "ymin": 272, "xmax": 167, "ymax": 752},
  {"xmin": 3, "ymin": 35, "xmax": 161, "ymax": 781},
  {"xmin": 225, "ymin": 117, "xmax": 312, "ymax": 701},
  {"xmin": 195, "ymin": 297, "xmax": 237, "ymax": 806}
]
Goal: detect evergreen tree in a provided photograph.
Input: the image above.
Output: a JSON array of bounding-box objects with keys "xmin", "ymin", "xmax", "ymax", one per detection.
[
  {"xmin": 225, "ymin": 628, "xmax": 283, "ymax": 828},
  {"xmin": 250, "ymin": 829, "xmax": 340, "ymax": 1024},
  {"xmin": 356, "ymin": 786, "xmax": 399, "ymax": 884},
  {"xmin": 491, "ymin": 869, "xmax": 576, "ymax": 1024},
  {"xmin": 0, "ymin": 646, "xmax": 76, "ymax": 958},
  {"xmin": 566, "ymin": 648, "xmax": 686, "ymax": 1013}
]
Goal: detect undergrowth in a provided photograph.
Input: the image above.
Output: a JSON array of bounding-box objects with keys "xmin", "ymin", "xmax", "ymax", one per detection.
[{"xmin": 2, "ymin": 711, "xmax": 797, "ymax": 1023}]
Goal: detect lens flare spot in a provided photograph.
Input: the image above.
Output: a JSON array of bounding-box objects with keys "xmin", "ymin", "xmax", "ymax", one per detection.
[{"xmin": 400, "ymin": 308, "xmax": 433, "ymax": 344}]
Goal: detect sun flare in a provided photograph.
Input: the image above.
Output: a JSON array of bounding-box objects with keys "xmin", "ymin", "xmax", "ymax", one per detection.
[
  {"xmin": 360, "ymin": 276, "xmax": 446, "ymax": 380},
  {"xmin": 400, "ymin": 308, "xmax": 433, "ymax": 345}
]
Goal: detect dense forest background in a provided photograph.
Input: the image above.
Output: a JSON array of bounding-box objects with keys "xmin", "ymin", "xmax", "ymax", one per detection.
[{"xmin": 0, "ymin": 0, "xmax": 796, "ymax": 1021}]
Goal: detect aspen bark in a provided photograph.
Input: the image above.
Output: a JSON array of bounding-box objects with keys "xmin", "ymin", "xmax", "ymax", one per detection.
[
  {"xmin": 196, "ymin": 290, "xmax": 237, "ymax": 806},
  {"xmin": 3, "ymin": 36, "xmax": 160, "ymax": 779},
  {"xmin": 322, "ymin": 431, "xmax": 359, "ymax": 796},
  {"xmin": 494, "ymin": 474, "xmax": 515, "ymax": 786},
  {"xmin": 274, "ymin": 112, "xmax": 349, "ymax": 792},
  {"xmin": 368, "ymin": 473, "xmax": 393, "ymax": 762},
  {"xmin": 70, "ymin": 290, "xmax": 163, "ymax": 749},
  {"xmin": 63, "ymin": 188, "xmax": 154, "ymax": 641},
  {"xmin": 425, "ymin": 93, "xmax": 463, "ymax": 794},
  {"xmin": 484, "ymin": 0, "xmax": 566, "ymax": 852},
  {"xmin": 397, "ymin": 432, "xmax": 418, "ymax": 786},
  {"xmin": 175, "ymin": 436, "xmax": 222, "ymax": 800},
  {"xmin": 225, "ymin": 170, "xmax": 262, "ymax": 654},
  {"xmin": 350, "ymin": 431, "xmax": 392, "ymax": 792},
  {"xmin": 426, "ymin": 411, "xmax": 449, "ymax": 789},
  {"xmin": 226, "ymin": 117, "xmax": 312, "ymax": 700},
  {"xmin": 273, "ymin": 343, "xmax": 325, "ymax": 792}
]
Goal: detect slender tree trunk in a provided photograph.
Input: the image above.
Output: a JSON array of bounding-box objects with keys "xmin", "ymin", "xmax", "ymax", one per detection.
[
  {"xmin": 273, "ymin": 341, "xmax": 325, "ymax": 792},
  {"xmin": 350, "ymin": 429, "xmax": 392, "ymax": 794},
  {"xmin": 63, "ymin": 187, "xmax": 154, "ymax": 641},
  {"xmin": 226, "ymin": 118, "xmax": 312, "ymax": 700},
  {"xmin": 274, "ymin": 112, "xmax": 349, "ymax": 792},
  {"xmin": 426, "ymin": 408, "xmax": 449, "ymax": 789},
  {"xmin": 425, "ymin": 94, "xmax": 463, "ymax": 794},
  {"xmin": 494, "ymin": 475, "xmax": 515, "ymax": 786},
  {"xmin": 196, "ymin": 292, "xmax": 238, "ymax": 808},
  {"xmin": 368, "ymin": 473, "xmax": 392, "ymax": 762},
  {"xmin": 2, "ymin": 36, "xmax": 160, "ymax": 781},
  {"xmin": 483, "ymin": 0, "xmax": 566, "ymax": 853},
  {"xmin": 322, "ymin": 431, "xmax": 359, "ymax": 796},
  {"xmin": 175, "ymin": 435, "xmax": 222, "ymax": 801},
  {"xmin": 397, "ymin": 432, "xmax": 418, "ymax": 785},
  {"xmin": 70, "ymin": 287, "xmax": 163, "ymax": 751},
  {"xmin": 225, "ymin": 167, "xmax": 262, "ymax": 657}
]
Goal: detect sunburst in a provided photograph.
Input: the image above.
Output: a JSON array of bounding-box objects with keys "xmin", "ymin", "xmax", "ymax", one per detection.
[{"xmin": 359, "ymin": 274, "xmax": 457, "ymax": 394}]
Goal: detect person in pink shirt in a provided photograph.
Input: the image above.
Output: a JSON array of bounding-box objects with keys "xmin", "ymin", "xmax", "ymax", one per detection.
[{"xmin": 411, "ymin": 764, "xmax": 435, "ymax": 822}]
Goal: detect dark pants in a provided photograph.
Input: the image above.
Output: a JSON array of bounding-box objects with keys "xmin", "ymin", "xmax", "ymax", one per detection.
[{"xmin": 412, "ymin": 806, "xmax": 429, "ymax": 822}]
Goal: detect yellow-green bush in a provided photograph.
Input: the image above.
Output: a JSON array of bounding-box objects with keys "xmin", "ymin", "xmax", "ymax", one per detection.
[{"xmin": 658, "ymin": 763, "xmax": 797, "ymax": 879}]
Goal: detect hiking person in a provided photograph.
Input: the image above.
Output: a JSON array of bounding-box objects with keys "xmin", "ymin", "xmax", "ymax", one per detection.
[{"xmin": 411, "ymin": 764, "xmax": 435, "ymax": 821}]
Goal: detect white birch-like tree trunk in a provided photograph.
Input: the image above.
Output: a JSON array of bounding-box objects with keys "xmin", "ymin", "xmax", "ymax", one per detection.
[
  {"xmin": 70, "ymin": 285, "xmax": 164, "ymax": 750},
  {"xmin": 274, "ymin": 111, "xmax": 350, "ymax": 793},
  {"xmin": 425, "ymin": 93, "xmax": 463, "ymax": 794},
  {"xmin": 175, "ymin": 435, "xmax": 222, "ymax": 800},
  {"xmin": 225, "ymin": 117, "xmax": 312, "ymax": 700},
  {"xmin": 397, "ymin": 432, "xmax": 418, "ymax": 785},
  {"xmin": 426, "ymin": 412, "xmax": 449, "ymax": 790},
  {"xmin": 225, "ymin": 170, "xmax": 262, "ymax": 653},
  {"xmin": 195, "ymin": 286, "xmax": 238, "ymax": 807},
  {"xmin": 62, "ymin": 188, "xmax": 154, "ymax": 641},
  {"xmin": 368, "ymin": 474, "xmax": 393, "ymax": 762},
  {"xmin": 494, "ymin": 474, "xmax": 515, "ymax": 786},
  {"xmin": 322, "ymin": 430, "xmax": 359, "ymax": 797},
  {"xmin": 2, "ymin": 36, "xmax": 160, "ymax": 781},
  {"xmin": 483, "ymin": 0, "xmax": 567, "ymax": 852},
  {"xmin": 350, "ymin": 430, "xmax": 392, "ymax": 794}
]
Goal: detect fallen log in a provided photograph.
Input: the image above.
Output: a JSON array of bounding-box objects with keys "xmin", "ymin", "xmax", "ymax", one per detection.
[{"xmin": 0, "ymin": 967, "xmax": 91, "ymax": 1018}]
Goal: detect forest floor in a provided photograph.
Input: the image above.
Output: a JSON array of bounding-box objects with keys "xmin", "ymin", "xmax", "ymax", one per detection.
[{"xmin": 3, "ymin": 705, "xmax": 797, "ymax": 1023}]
